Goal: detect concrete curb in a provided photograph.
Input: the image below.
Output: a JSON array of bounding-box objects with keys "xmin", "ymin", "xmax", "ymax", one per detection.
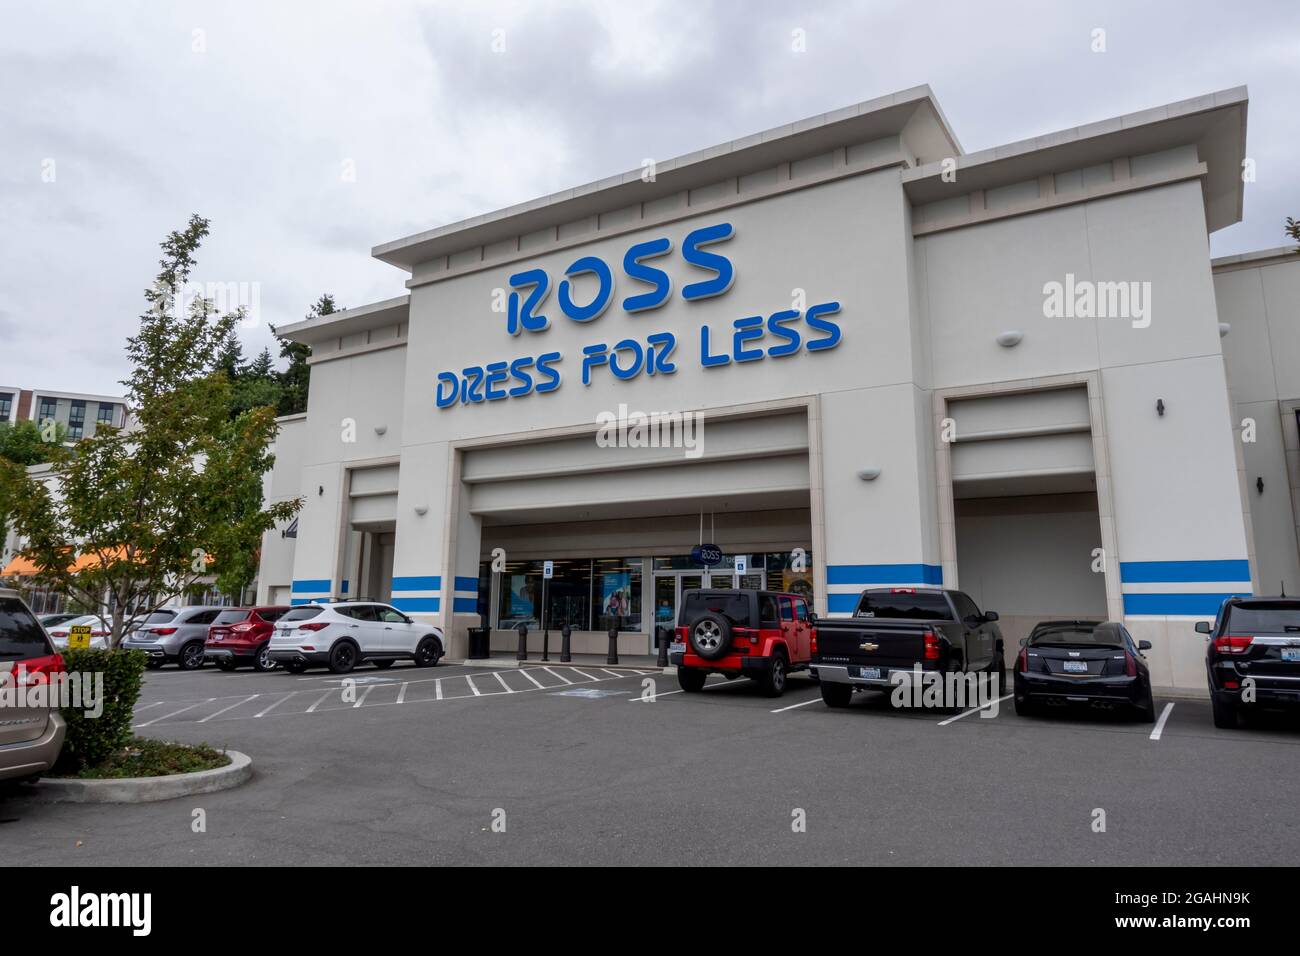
[
  {"xmin": 32, "ymin": 750, "xmax": 252, "ymax": 804},
  {"xmin": 451, "ymin": 658, "xmax": 667, "ymax": 673}
]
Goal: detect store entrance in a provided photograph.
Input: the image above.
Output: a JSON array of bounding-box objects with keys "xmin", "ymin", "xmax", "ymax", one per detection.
[{"xmin": 651, "ymin": 568, "xmax": 766, "ymax": 635}]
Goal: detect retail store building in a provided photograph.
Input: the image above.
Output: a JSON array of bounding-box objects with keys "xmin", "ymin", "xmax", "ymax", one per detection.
[{"xmin": 258, "ymin": 84, "xmax": 1300, "ymax": 692}]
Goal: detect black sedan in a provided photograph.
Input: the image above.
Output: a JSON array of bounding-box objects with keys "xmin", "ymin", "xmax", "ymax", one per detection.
[{"xmin": 1013, "ymin": 620, "xmax": 1156, "ymax": 721}]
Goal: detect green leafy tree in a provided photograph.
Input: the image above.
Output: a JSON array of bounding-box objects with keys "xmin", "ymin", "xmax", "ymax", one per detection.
[
  {"xmin": 0, "ymin": 419, "xmax": 67, "ymax": 466},
  {"xmin": 272, "ymin": 293, "xmax": 333, "ymax": 415},
  {"xmin": 229, "ymin": 346, "xmax": 284, "ymax": 419},
  {"xmin": 0, "ymin": 215, "xmax": 301, "ymax": 645},
  {"xmin": 1287, "ymin": 216, "xmax": 1300, "ymax": 248}
]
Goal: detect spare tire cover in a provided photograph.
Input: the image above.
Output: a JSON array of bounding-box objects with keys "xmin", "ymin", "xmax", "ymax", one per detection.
[{"xmin": 687, "ymin": 612, "xmax": 733, "ymax": 661}]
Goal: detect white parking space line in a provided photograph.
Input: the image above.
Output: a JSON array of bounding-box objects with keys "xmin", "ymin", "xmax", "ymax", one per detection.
[
  {"xmin": 937, "ymin": 694, "xmax": 1013, "ymax": 726},
  {"xmin": 1150, "ymin": 702, "xmax": 1175, "ymax": 740},
  {"xmin": 492, "ymin": 672, "xmax": 515, "ymax": 693},
  {"xmin": 305, "ymin": 690, "xmax": 333, "ymax": 713},
  {"xmin": 133, "ymin": 701, "xmax": 166, "ymax": 713},
  {"xmin": 770, "ymin": 696, "xmax": 822, "ymax": 714},
  {"xmin": 435, "ymin": 679, "xmax": 443, "ymax": 700},
  {"xmin": 198, "ymin": 695, "xmax": 259, "ymax": 723},
  {"xmin": 466, "ymin": 675, "xmax": 482, "ymax": 696},
  {"xmin": 353, "ymin": 685, "xmax": 377, "ymax": 708},
  {"xmin": 517, "ymin": 669, "xmax": 546, "ymax": 689},
  {"xmin": 254, "ymin": 693, "xmax": 295, "ymax": 717},
  {"xmin": 136, "ymin": 698, "xmax": 216, "ymax": 727},
  {"xmin": 397, "ymin": 682, "xmax": 409, "ymax": 704},
  {"xmin": 600, "ymin": 668, "xmax": 627, "ymax": 679},
  {"xmin": 629, "ymin": 688, "xmax": 686, "ymax": 701},
  {"xmin": 570, "ymin": 668, "xmax": 600, "ymax": 682},
  {"xmin": 543, "ymin": 667, "xmax": 573, "ymax": 685}
]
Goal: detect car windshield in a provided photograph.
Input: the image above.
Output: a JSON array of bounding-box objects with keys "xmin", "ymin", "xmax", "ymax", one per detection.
[
  {"xmin": 1029, "ymin": 624, "xmax": 1116, "ymax": 646},
  {"xmin": 213, "ymin": 609, "xmax": 250, "ymax": 625},
  {"xmin": 0, "ymin": 596, "xmax": 52, "ymax": 660},
  {"xmin": 681, "ymin": 593, "xmax": 750, "ymax": 627},
  {"xmin": 282, "ymin": 606, "xmax": 324, "ymax": 621},
  {"xmin": 1225, "ymin": 603, "xmax": 1300, "ymax": 632},
  {"xmin": 854, "ymin": 592, "xmax": 953, "ymax": 620}
]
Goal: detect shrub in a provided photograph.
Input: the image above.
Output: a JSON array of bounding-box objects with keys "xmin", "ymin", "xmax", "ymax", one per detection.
[{"xmin": 56, "ymin": 647, "xmax": 147, "ymax": 770}]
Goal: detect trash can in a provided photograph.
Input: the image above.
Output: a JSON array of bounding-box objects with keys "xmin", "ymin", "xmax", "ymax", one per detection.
[{"xmin": 467, "ymin": 625, "xmax": 491, "ymax": 659}]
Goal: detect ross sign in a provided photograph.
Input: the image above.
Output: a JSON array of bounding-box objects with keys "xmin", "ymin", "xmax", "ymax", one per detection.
[
  {"xmin": 735, "ymin": 555, "xmax": 749, "ymax": 575},
  {"xmin": 691, "ymin": 544, "xmax": 723, "ymax": 567},
  {"xmin": 434, "ymin": 222, "xmax": 845, "ymax": 409},
  {"xmin": 543, "ymin": 560, "xmax": 554, "ymax": 580},
  {"xmin": 68, "ymin": 624, "xmax": 92, "ymax": 650}
]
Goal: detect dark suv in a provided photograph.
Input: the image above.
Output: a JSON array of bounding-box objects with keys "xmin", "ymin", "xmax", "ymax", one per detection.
[
  {"xmin": 669, "ymin": 589, "xmax": 814, "ymax": 697},
  {"xmin": 1199, "ymin": 596, "xmax": 1300, "ymax": 728}
]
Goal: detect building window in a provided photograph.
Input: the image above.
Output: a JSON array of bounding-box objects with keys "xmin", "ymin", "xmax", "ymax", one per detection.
[
  {"xmin": 591, "ymin": 558, "xmax": 642, "ymax": 633},
  {"xmin": 0, "ymin": 392, "xmax": 11, "ymax": 422},
  {"xmin": 67, "ymin": 401, "xmax": 86, "ymax": 440},
  {"xmin": 37, "ymin": 397, "xmax": 57, "ymax": 426},
  {"xmin": 96, "ymin": 403, "xmax": 115, "ymax": 426}
]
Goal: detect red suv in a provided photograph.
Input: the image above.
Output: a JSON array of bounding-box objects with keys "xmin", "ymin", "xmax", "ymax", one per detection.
[
  {"xmin": 669, "ymin": 589, "xmax": 814, "ymax": 697},
  {"xmin": 204, "ymin": 606, "xmax": 290, "ymax": 672}
]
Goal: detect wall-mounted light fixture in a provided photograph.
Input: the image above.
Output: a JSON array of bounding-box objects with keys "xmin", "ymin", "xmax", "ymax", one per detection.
[
  {"xmin": 1257, "ymin": 476, "xmax": 1265, "ymax": 494},
  {"xmin": 414, "ymin": 505, "xmax": 429, "ymax": 516},
  {"xmin": 374, "ymin": 424, "xmax": 388, "ymax": 436},
  {"xmin": 996, "ymin": 330, "xmax": 1024, "ymax": 348},
  {"xmin": 1218, "ymin": 322, "xmax": 1231, "ymax": 338},
  {"xmin": 1156, "ymin": 399, "xmax": 1165, "ymax": 417},
  {"xmin": 318, "ymin": 485, "xmax": 324, "ymax": 496},
  {"xmin": 857, "ymin": 467, "xmax": 882, "ymax": 481}
]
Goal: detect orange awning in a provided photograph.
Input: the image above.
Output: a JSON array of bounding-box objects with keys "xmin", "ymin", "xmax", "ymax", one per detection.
[
  {"xmin": 2, "ymin": 546, "xmax": 143, "ymax": 578},
  {"xmin": 1, "ymin": 555, "xmax": 41, "ymax": 577}
]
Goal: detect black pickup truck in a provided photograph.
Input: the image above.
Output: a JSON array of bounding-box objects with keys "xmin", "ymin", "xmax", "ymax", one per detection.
[{"xmin": 811, "ymin": 587, "xmax": 1004, "ymax": 708}]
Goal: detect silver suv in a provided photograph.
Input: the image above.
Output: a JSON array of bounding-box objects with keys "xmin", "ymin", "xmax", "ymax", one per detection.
[
  {"xmin": 0, "ymin": 588, "xmax": 67, "ymax": 785},
  {"xmin": 269, "ymin": 601, "xmax": 444, "ymax": 674},
  {"xmin": 121, "ymin": 606, "xmax": 224, "ymax": 670}
]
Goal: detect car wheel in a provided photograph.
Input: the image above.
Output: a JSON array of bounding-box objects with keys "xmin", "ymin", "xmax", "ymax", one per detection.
[
  {"xmin": 215, "ymin": 659, "xmax": 238, "ymax": 672},
  {"xmin": 328, "ymin": 642, "xmax": 358, "ymax": 674},
  {"xmin": 372, "ymin": 659, "xmax": 395, "ymax": 669},
  {"xmin": 1211, "ymin": 694, "xmax": 1240, "ymax": 729},
  {"xmin": 685, "ymin": 612, "xmax": 733, "ymax": 662},
  {"xmin": 820, "ymin": 680, "xmax": 852, "ymax": 708},
  {"xmin": 179, "ymin": 642, "xmax": 205, "ymax": 670},
  {"xmin": 413, "ymin": 637, "xmax": 441, "ymax": 667},
  {"xmin": 1014, "ymin": 696, "xmax": 1036, "ymax": 717},
  {"xmin": 283, "ymin": 661, "xmax": 307, "ymax": 674},
  {"xmin": 988, "ymin": 654, "xmax": 1006, "ymax": 694},
  {"xmin": 1135, "ymin": 686, "xmax": 1156, "ymax": 723},
  {"xmin": 676, "ymin": 666, "xmax": 707, "ymax": 692},
  {"xmin": 253, "ymin": 644, "xmax": 277, "ymax": 672},
  {"xmin": 761, "ymin": 654, "xmax": 788, "ymax": 697}
]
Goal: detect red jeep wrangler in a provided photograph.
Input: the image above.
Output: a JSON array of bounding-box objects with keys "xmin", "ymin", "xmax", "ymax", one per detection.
[{"xmin": 669, "ymin": 588, "xmax": 814, "ymax": 697}]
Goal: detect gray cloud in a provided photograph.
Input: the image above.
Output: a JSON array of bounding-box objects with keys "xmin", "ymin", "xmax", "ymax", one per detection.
[{"xmin": 2, "ymin": 0, "xmax": 1297, "ymax": 394}]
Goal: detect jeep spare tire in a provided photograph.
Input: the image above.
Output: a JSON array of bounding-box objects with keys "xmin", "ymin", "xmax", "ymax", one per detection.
[{"xmin": 687, "ymin": 613, "xmax": 733, "ymax": 661}]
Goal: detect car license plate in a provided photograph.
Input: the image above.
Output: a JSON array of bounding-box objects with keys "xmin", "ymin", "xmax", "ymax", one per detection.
[
  {"xmin": 280, "ymin": 628, "xmax": 292, "ymax": 637},
  {"xmin": 669, "ymin": 641, "xmax": 685, "ymax": 655},
  {"xmin": 1283, "ymin": 649, "xmax": 1300, "ymax": 662},
  {"xmin": 857, "ymin": 666, "xmax": 881, "ymax": 679},
  {"xmin": 1063, "ymin": 660, "xmax": 1089, "ymax": 673}
]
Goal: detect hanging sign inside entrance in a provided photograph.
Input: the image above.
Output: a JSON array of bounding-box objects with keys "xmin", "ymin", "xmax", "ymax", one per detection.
[
  {"xmin": 734, "ymin": 555, "xmax": 749, "ymax": 575},
  {"xmin": 691, "ymin": 544, "xmax": 723, "ymax": 566},
  {"xmin": 543, "ymin": 560, "xmax": 554, "ymax": 580}
]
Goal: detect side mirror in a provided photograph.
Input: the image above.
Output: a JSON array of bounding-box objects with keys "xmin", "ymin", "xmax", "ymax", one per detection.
[
  {"xmin": 1138, "ymin": 640, "xmax": 1153, "ymax": 651},
  {"xmin": 983, "ymin": 611, "xmax": 999, "ymax": 623},
  {"xmin": 1194, "ymin": 621, "xmax": 1211, "ymax": 634},
  {"xmin": 1019, "ymin": 636, "xmax": 1028, "ymax": 646},
  {"xmin": 807, "ymin": 612, "xmax": 818, "ymax": 625}
]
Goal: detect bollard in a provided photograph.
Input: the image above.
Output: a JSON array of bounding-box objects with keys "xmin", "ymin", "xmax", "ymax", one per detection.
[
  {"xmin": 656, "ymin": 625, "xmax": 670, "ymax": 668},
  {"xmin": 560, "ymin": 623, "xmax": 572, "ymax": 663},
  {"xmin": 607, "ymin": 625, "xmax": 619, "ymax": 665},
  {"xmin": 516, "ymin": 622, "xmax": 528, "ymax": 661},
  {"xmin": 542, "ymin": 621, "xmax": 550, "ymax": 662}
]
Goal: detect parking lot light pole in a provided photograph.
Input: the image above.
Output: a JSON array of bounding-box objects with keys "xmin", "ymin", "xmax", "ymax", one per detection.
[
  {"xmin": 560, "ymin": 623, "xmax": 572, "ymax": 663},
  {"xmin": 516, "ymin": 622, "xmax": 528, "ymax": 661},
  {"xmin": 607, "ymin": 625, "xmax": 619, "ymax": 665}
]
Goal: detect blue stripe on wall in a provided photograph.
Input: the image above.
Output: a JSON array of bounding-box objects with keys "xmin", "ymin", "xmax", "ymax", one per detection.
[
  {"xmin": 452, "ymin": 597, "xmax": 478, "ymax": 613},
  {"xmin": 1119, "ymin": 560, "xmax": 1251, "ymax": 583},
  {"xmin": 826, "ymin": 564, "xmax": 943, "ymax": 585},
  {"xmin": 392, "ymin": 576, "xmax": 441, "ymax": 592},
  {"xmin": 1123, "ymin": 592, "xmax": 1250, "ymax": 615},
  {"xmin": 827, "ymin": 593, "xmax": 860, "ymax": 614},
  {"xmin": 454, "ymin": 576, "xmax": 479, "ymax": 592},
  {"xmin": 391, "ymin": 596, "xmax": 440, "ymax": 612},
  {"xmin": 341, "ymin": 580, "xmax": 349, "ymax": 594},
  {"xmin": 291, "ymin": 579, "xmax": 331, "ymax": 593}
]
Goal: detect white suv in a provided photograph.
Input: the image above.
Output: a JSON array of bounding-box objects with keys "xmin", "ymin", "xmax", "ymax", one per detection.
[{"xmin": 268, "ymin": 601, "xmax": 444, "ymax": 674}]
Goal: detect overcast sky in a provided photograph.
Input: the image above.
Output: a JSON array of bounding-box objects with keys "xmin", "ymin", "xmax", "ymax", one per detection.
[{"xmin": 2, "ymin": 0, "xmax": 1297, "ymax": 396}]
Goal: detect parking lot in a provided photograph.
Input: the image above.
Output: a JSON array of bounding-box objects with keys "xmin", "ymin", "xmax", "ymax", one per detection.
[{"xmin": 5, "ymin": 659, "xmax": 1300, "ymax": 866}]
